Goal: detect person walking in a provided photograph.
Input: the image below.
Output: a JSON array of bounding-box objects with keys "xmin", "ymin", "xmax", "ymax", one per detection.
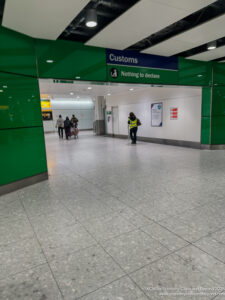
[
  {"xmin": 55, "ymin": 115, "xmax": 64, "ymax": 139},
  {"xmin": 128, "ymin": 112, "xmax": 141, "ymax": 144},
  {"xmin": 64, "ymin": 117, "xmax": 72, "ymax": 140},
  {"xmin": 71, "ymin": 114, "xmax": 79, "ymax": 128}
]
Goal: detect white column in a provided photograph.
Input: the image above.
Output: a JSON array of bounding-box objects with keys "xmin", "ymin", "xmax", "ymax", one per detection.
[{"xmin": 94, "ymin": 96, "xmax": 106, "ymax": 135}]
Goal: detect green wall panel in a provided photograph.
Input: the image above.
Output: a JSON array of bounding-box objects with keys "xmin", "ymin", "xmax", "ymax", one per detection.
[
  {"xmin": 211, "ymin": 116, "xmax": 225, "ymax": 144},
  {"xmin": 0, "ymin": 26, "xmax": 37, "ymax": 76},
  {"xmin": 201, "ymin": 87, "xmax": 211, "ymax": 117},
  {"xmin": 201, "ymin": 117, "xmax": 211, "ymax": 144},
  {"xmin": 0, "ymin": 72, "xmax": 42, "ymax": 129},
  {"xmin": 213, "ymin": 62, "xmax": 225, "ymax": 86},
  {"xmin": 211, "ymin": 86, "xmax": 225, "ymax": 116},
  {"xmin": 0, "ymin": 127, "xmax": 47, "ymax": 185},
  {"xmin": 201, "ymin": 87, "xmax": 211, "ymax": 144},
  {"xmin": 210, "ymin": 86, "xmax": 225, "ymax": 145},
  {"xmin": 178, "ymin": 57, "xmax": 212, "ymax": 87},
  {"xmin": 36, "ymin": 39, "xmax": 106, "ymax": 81}
]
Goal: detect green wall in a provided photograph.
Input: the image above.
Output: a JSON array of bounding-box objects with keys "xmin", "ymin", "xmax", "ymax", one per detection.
[
  {"xmin": 35, "ymin": 39, "xmax": 106, "ymax": 81},
  {"xmin": 211, "ymin": 62, "xmax": 225, "ymax": 144},
  {"xmin": 1, "ymin": 25, "xmax": 225, "ymax": 187},
  {"xmin": 0, "ymin": 27, "xmax": 47, "ymax": 186}
]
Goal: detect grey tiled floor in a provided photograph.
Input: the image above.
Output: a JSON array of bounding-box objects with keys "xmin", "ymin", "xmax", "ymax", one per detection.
[{"xmin": 1, "ymin": 132, "xmax": 225, "ymax": 299}]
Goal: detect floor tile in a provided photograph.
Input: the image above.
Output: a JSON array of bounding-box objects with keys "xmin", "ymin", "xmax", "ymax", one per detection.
[
  {"xmin": 0, "ymin": 191, "xmax": 20, "ymax": 204},
  {"xmin": 131, "ymin": 253, "xmax": 220, "ymax": 300},
  {"xmin": 79, "ymin": 276, "xmax": 148, "ymax": 300},
  {"xmin": 0, "ymin": 264, "xmax": 62, "ymax": 300},
  {"xmin": 0, "ymin": 238, "xmax": 46, "ymax": 279},
  {"xmin": 194, "ymin": 235, "xmax": 225, "ymax": 263},
  {"xmin": 35, "ymin": 222, "xmax": 97, "ymax": 261},
  {"xmin": 65, "ymin": 198, "xmax": 114, "ymax": 222},
  {"xmin": 214, "ymin": 292, "xmax": 225, "ymax": 299},
  {"xmin": 211, "ymin": 227, "xmax": 225, "ymax": 244},
  {"xmin": 50, "ymin": 245, "xmax": 125, "ymax": 299},
  {"xmin": 175, "ymin": 245, "xmax": 225, "ymax": 285},
  {"xmin": 141, "ymin": 222, "xmax": 189, "ymax": 251},
  {"xmin": 159, "ymin": 214, "xmax": 219, "ymax": 243},
  {"xmin": 102, "ymin": 229, "xmax": 170, "ymax": 273},
  {"xmin": 0, "ymin": 199, "xmax": 26, "ymax": 221},
  {"xmin": 0, "ymin": 216, "xmax": 34, "ymax": 246},
  {"xmin": 98, "ymin": 195, "xmax": 128, "ymax": 212},
  {"xmin": 4, "ymin": 132, "xmax": 225, "ymax": 299},
  {"xmin": 21, "ymin": 196, "xmax": 65, "ymax": 218},
  {"xmin": 30, "ymin": 208, "xmax": 76, "ymax": 232},
  {"xmin": 82, "ymin": 212, "xmax": 136, "ymax": 242},
  {"xmin": 118, "ymin": 206, "xmax": 152, "ymax": 228}
]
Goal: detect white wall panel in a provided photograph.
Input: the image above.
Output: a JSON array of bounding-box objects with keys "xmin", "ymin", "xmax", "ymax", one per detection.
[
  {"xmin": 3, "ymin": 0, "xmax": 89, "ymax": 39},
  {"xmin": 43, "ymin": 99, "xmax": 94, "ymax": 132},
  {"xmin": 106, "ymin": 87, "xmax": 201, "ymax": 142},
  {"xmin": 143, "ymin": 14, "xmax": 225, "ymax": 56},
  {"xmin": 86, "ymin": 0, "xmax": 213, "ymax": 50}
]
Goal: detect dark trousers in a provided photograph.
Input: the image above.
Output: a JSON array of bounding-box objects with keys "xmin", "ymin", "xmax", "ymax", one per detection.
[
  {"xmin": 130, "ymin": 127, "xmax": 137, "ymax": 143},
  {"xmin": 65, "ymin": 127, "xmax": 71, "ymax": 140},
  {"xmin": 58, "ymin": 127, "xmax": 63, "ymax": 138}
]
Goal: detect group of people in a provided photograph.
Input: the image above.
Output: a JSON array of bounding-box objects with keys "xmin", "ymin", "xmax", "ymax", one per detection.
[
  {"xmin": 56, "ymin": 112, "xmax": 141, "ymax": 143},
  {"xmin": 56, "ymin": 114, "xmax": 79, "ymax": 140}
]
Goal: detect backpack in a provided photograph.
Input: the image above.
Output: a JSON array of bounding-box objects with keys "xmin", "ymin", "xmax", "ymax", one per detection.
[
  {"xmin": 64, "ymin": 120, "xmax": 71, "ymax": 128},
  {"xmin": 137, "ymin": 119, "xmax": 142, "ymax": 126}
]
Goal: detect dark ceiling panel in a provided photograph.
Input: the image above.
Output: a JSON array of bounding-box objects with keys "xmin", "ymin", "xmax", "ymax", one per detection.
[
  {"xmin": 0, "ymin": 0, "xmax": 5, "ymax": 24},
  {"xmin": 126, "ymin": 0, "xmax": 225, "ymax": 55},
  {"xmin": 178, "ymin": 36, "xmax": 225, "ymax": 58},
  {"xmin": 58, "ymin": 0, "xmax": 140, "ymax": 44}
]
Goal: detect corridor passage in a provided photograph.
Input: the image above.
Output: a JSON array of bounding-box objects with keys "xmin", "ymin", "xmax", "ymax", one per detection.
[{"xmin": 1, "ymin": 132, "xmax": 225, "ymax": 299}]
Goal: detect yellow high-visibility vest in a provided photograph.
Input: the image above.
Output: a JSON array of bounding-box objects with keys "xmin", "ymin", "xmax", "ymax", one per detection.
[{"xmin": 129, "ymin": 118, "xmax": 137, "ymax": 129}]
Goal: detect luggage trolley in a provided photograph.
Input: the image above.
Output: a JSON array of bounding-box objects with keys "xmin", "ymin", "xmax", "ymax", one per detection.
[{"xmin": 70, "ymin": 126, "xmax": 79, "ymax": 139}]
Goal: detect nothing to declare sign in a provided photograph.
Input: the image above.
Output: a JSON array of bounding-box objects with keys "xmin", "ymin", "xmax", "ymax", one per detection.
[{"xmin": 106, "ymin": 49, "xmax": 178, "ymax": 85}]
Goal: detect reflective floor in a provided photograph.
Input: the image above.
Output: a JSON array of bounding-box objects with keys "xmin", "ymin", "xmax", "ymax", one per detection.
[{"xmin": 1, "ymin": 132, "xmax": 225, "ymax": 299}]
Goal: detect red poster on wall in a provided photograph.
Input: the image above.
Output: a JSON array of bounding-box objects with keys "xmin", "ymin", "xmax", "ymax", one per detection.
[{"xmin": 170, "ymin": 107, "xmax": 178, "ymax": 120}]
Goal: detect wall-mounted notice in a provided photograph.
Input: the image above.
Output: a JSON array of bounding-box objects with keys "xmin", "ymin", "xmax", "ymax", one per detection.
[
  {"xmin": 170, "ymin": 107, "xmax": 178, "ymax": 120},
  {"xmin": 151, "ymin": 103, "xmax": 163, "ymax": 127}
]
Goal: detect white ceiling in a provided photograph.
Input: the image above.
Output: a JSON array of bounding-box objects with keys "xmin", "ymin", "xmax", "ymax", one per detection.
[
  {"xmin": 86, "ymin": 0, "xmax": 213, "ymax": 50},
  {"xmin": 2, "ymin": 0, "xmax": 89, "ymax": 40},
  {"xmin": 188, "ymin": 45, "xmax": 225, "ymax": 61},
  {"xmin": 38, "ymin": 79, "xmax": 154, "ymax": 100},
  {"xmin": 143, "ymin": 13, "xmax": 225, "ymax": 57}
]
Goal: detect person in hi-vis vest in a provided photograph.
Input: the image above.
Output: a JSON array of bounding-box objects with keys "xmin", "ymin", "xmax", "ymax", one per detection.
[{"xmin": 128, "ymin": 112, "xmax": 141, "ymax": 144}]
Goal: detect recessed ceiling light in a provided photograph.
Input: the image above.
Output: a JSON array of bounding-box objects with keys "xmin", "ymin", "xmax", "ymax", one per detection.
[
  {"xmin": 46, "ymin": 59, "xmax": 54, "ymax": 63},
  {"xmin": 3, "ymin": 85, "xmax": 7, "ymax": 88},
  {"xmin": 107, "ymin": 93, "xmax": 111, "ymax": 96},
  {"xmin": 70, "ymin": 92, "xmax": 74, "ymax": 95},
  {"xmin": 75, "ymin": 76, "xmax": 80, "ymax": 79},
  {"xmin": 87, "ymin": 87, "xmax": 92, "ymax": 90},
  {"xmin": 0, "ymin": 90, "xmax": 3, "ymax": 92},
  {"xmin": 197, "ymin": 74, "xmax": 203, "ymax": 77},
  {"xmin": 86, "ymin": 9, "xmax": 97, "ymax": 28},
  {"xmin": 129, "ymin": 88, "xmax": 134, "ymax": 91},
  {"xmin": 207, "ymin": 41, "xmax": 217, "ymax": 50}
]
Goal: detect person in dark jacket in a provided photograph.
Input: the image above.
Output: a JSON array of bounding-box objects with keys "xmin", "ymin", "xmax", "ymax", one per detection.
[
  {"xmin": 128, "ymin": 112, "xmax": 141, "ymax": 144},
  {"xmin": 64, "ymin": 117, "xmax": 72, "ymax": 140},
  {"xmin": 71, "ymin": 114, "xmax": 79, "ymax": 128}
]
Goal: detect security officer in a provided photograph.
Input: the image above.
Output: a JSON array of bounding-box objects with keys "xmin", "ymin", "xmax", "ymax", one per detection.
[{"xmin": 128, "ymin": 112, "xmax": 141, "ymax": 144}]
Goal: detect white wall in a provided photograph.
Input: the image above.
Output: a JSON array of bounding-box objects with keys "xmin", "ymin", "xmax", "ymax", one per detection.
[
  {"xmin": 43, "ymin": 98, "xmax": 94, "ymax": 133},
  {"xmin": 106, "ymin": 86, "xmax": 202, "ymax": 142}
]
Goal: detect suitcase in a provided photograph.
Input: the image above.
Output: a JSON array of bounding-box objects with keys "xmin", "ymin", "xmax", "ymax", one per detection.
[{"xmin": 74, "ymin": 127, "xmax": 79, "ymax": 138}]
